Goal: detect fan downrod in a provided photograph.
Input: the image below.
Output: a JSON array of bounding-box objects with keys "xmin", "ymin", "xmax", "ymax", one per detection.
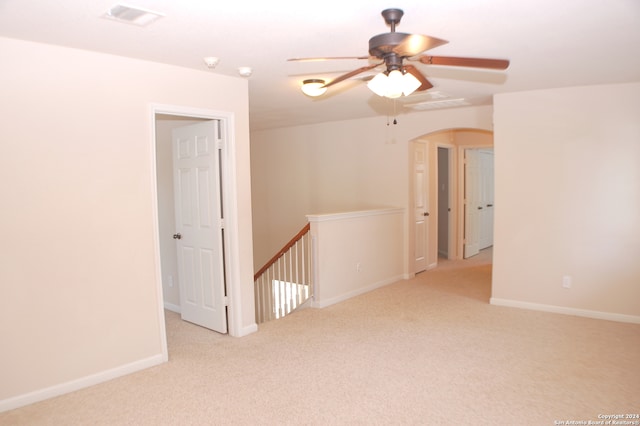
[
  {"xmin": 381, "ymin": 8, "xmax": 404, "ymax": 32},
  {"xmin": 369, "ymin": 9, "xmax": 410, "ymax": 58}
]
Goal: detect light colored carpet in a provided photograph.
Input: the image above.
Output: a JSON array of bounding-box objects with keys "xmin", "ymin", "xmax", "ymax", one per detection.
[{"xmin": 2, "ymin": 249, "xmax": 639, "ymax": 425}]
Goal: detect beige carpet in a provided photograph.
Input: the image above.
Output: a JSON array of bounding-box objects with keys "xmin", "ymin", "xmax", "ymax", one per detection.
[{"xmin": 2, "ymin": 249, "xmax": 639, "ymax": 425}]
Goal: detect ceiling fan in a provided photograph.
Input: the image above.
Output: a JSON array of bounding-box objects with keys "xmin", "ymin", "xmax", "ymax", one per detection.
[{"xmin": 289, "ymin": 8, "xmax": 510, "ymax": 98}]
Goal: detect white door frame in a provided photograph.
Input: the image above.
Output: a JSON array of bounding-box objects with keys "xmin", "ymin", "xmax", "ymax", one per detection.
[
  {"xmin": 457, "ymin": 144, "xmax": 494, "ymax": 260},
  {"xmin": 150, "ymin": 104, "xmax": 243, "ymax": 359},
  {"xmin": 410, "ymin": 140, "xmax": 430, "ymax": 274},
  {"xmin": 409, "ymin": 130, "xmax": 493, "ymax": 273},
  {"xmin": 172, "ymin": 120, "xmax": 228, "ymax": 333},
  {"xmin": 436, "ymin": 143, "xmax": 457, "ymax": 260},
  {"xmin": 478, "ymin": 148, "xmax": 495, "ymax": 250}
]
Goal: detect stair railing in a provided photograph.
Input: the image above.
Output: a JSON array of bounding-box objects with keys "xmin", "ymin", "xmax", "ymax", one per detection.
[{"xmin": 254, "ymin": 223, "xmax": 313, "ymax": 324}]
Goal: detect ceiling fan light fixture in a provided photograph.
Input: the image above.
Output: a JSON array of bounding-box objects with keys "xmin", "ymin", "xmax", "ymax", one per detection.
[
  {"xmin": 301, "ymin": 79, "xmax": 327, "ymax": 97},
  {"xmin": 401, "ymin": 71, "xmax": 422, "ymax": 96},
  {"xmin": 289, "ymin": 8, "xmax": 510, "ymax": 103},
  {"xmin": 367, "ymin": 70, "xmax": 421, "ymax": 98},
  {"xmin": 386, "ymin": 70, "xmax": 404, "ymax": 98},
  {"xmin": 367, "ymin": 73, "xmax": 389, "ymax": 97}
]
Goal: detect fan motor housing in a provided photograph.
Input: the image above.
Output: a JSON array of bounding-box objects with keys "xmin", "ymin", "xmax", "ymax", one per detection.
[{"xmin": 369, "ymin": 32, "xmax": 410, "ymax": 58}]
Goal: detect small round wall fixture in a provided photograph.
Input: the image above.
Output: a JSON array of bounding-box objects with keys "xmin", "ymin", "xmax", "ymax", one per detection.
[{"xmin": 301, "ymin": 79, "xmax": 327, "ymax": 97}]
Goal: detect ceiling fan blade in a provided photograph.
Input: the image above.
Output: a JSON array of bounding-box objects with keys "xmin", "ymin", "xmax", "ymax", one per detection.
[
  {"xmin": 403, "ymin": 64, "xmax": 433, "ymax": 91},
  {"xmin": 287, "ymin": 56, "xmax": 370, "ymax": 62},
  {"xmin": 417, "ymin": 55, "xmax": 510, "ymax": 70},
  {"xmin": 393, "ymin": 34, "xmax": 448, "ymax": 57},
  {"xmin": 322, "ymin": 62, "xmax": 384, "ymax": 88}
]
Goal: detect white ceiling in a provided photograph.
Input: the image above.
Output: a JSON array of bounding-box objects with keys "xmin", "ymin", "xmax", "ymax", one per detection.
[{"xmin": 1, "ymin": 0, "xmax": 639, "ymax": 131}]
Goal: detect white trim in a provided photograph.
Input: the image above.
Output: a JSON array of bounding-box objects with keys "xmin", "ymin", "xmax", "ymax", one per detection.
[
  {"xmin": 163, "ymin": 302, "xmax": 181, "ymax": 313},
  {"xmin": 216, "ymin": 111, "xmax": 255, "ymax": 337},
  {"xmin": 150, "ymin": 104, "xmax": 249, "ymax": 339},
  {"xmin": 435, "ymin": 142, "xmax": 457, "ymax": 261},
  {"xmin": 458, "ymin": 144, "xmax": 493, "ymax": 260},
  {"xmin": 149, "ymin": 107, "xmax": 169, "ymax": 365},
  {"xmin": 311, "ymin": 235, "xmax": 319, "ymax": 302},
  {"xmin": 0, "ymin": 354, "xmax": 164, "ymax": 413},
  {"xmin": 307, "ymin": 207, "xmax": 403, "ymax": 223},
  {"xmin": 310, "ymin": 275, "xmax": 404, "ymax": 308},
  {"xmin": 408, "ymin": 139, "xmax": 427, "ymax": 276},
  {"xmin": 236, "ymin": 323, "xmax": 259, "ymax": 336},
  {"xmin": 490, "ymin": 298, "xmax": 640, "ymax": 324}
]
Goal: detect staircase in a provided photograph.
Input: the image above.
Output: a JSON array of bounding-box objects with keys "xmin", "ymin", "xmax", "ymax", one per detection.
[{"xmin": 253, "ymin": 223, "xmax": 313, "ymax": 324}]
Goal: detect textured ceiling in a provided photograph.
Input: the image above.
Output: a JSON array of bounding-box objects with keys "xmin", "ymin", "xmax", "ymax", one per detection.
[{"xmin": 1, "ymin": 0, "xmax": 639, "ymax": 131}]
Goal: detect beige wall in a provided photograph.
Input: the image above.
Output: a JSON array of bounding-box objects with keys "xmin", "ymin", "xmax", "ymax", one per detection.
[
  {"xmin": 455, "ymin": 129, "xmax": 493, "ymax": 146},
  {"xmin": 0, "ymin": 37, "xmax": 253, "ymax": 407},
  {"xmin": 492, "ymin": 82, "xmax": 640, "ymax": 320},
  {"xmin": 250, "ymin": 107, "xmax": 495, "ymax": 273},
  {"xmin": 308, "ymin": 208, "xmax": 405, "ymax": 307},
  {"xmin": 251, "ymin": 82, "xmax": 640, "ymax": 323}
]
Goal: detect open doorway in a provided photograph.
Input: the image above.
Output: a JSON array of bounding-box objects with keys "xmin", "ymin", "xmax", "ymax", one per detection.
[
  {"xmin": 462, "ymin": 147, "xmax": 494, "ymax": 258},
  {"xmin": 156, "ymin": 115, "xmax": 230, "ymax": 335},
  {"xmin": 155, "ymin": 114, "xmax": 211, "ymax": 315},
  {"xmin": 409, "ymin": 128, "xmax": 494, "ymax": 275},
  {"xmin": 151, "ymin": 104, "xmax": 251, "ymax": 360},
  {"xmin": 437, "ymin": 146, "xmax": 453, "ymax": 260}
]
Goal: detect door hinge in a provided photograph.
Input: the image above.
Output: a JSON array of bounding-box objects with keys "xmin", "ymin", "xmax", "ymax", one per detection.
[
  {"xmin": 223, "ymin": 296, "xmax": 229, "ymax": 306},
  {"xmin": 220, "ymin": 218, "xmax": 226, "ymax": 229}
]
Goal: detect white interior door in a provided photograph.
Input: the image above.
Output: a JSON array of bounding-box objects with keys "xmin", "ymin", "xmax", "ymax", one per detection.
[
  {"xmin": 173, "ymin": 120, "xmax": 227, "ymax": 333},
  {"xmin": 479, "ymin": 149, "xmax": 494, "ymax": 249},
  {"xmin": 413, "ymin": 142, "xmax": 429, "ymax": 273},
  {"xmin": 464, "ymin": 149, "xmax": 480, "ymax": 258}
]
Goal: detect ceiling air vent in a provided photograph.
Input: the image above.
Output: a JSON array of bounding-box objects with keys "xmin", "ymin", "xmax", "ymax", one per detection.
[
  {"xmin": 404, "ymin": 98, "xmax": 470, "ymax": 111},
  {"xmin": 103, "ymin": 4, "xmax": 164, "ymax": 27}
]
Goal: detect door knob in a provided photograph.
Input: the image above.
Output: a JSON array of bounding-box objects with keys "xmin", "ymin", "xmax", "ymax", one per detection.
[
  {"xmin": 173, "ymin": 233, "xmax": 182, "ymax": 240},
  {"xmin": 423, "ymin": 212, "xmax": 429, "ymax": 216}
]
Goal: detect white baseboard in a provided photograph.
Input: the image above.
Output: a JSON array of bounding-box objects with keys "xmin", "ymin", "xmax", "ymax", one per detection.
[
  {"xmin": 164, "ymin": 302, "xmax": 256, "ymax": 337},
  {"xmin": 311, "ymin": 275, "xmax": 404, "ymax": 309},
  {"xmin": 490, "ymin": 298, "xmax": 640, "ymax": 324},
  {"xmin": 163, "ymin": 302, "xmax": 181, "ymax": 313},
  {"xmin": 0, "ymin": 354, "xmax": 166, "ymax": 413},
  {"xmin": 236, "ymin": 323, "xmax": 258, "ymax": 336}
]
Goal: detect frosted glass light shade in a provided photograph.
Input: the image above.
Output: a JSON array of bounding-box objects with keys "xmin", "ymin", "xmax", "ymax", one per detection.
[
  {"xmin": 401, "ymin": 72, "xmax": 421, "ymax": 96},
  {"xmin": 386, "ymin": 70, "xmax": 404, "ymax": 98},
  {"xmin": 367, "ymin": 70, "xmax": 422, "ymax": 98},
  {"xmin": 367, "ymin": 73, "xmax": 389, "ymax": 97},
  {"xmin": 301, "ymin": 79, "xmax": 327, "ymax": 97}
]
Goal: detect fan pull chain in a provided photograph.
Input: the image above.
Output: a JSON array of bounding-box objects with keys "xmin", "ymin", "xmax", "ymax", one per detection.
[
  {"xmin": 393, "ymin": 99, "xmax": 398, "ymax": 125},
  {"xmin": 385, "ymin": 99, "xmax": 398, "ymax": 126}
]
